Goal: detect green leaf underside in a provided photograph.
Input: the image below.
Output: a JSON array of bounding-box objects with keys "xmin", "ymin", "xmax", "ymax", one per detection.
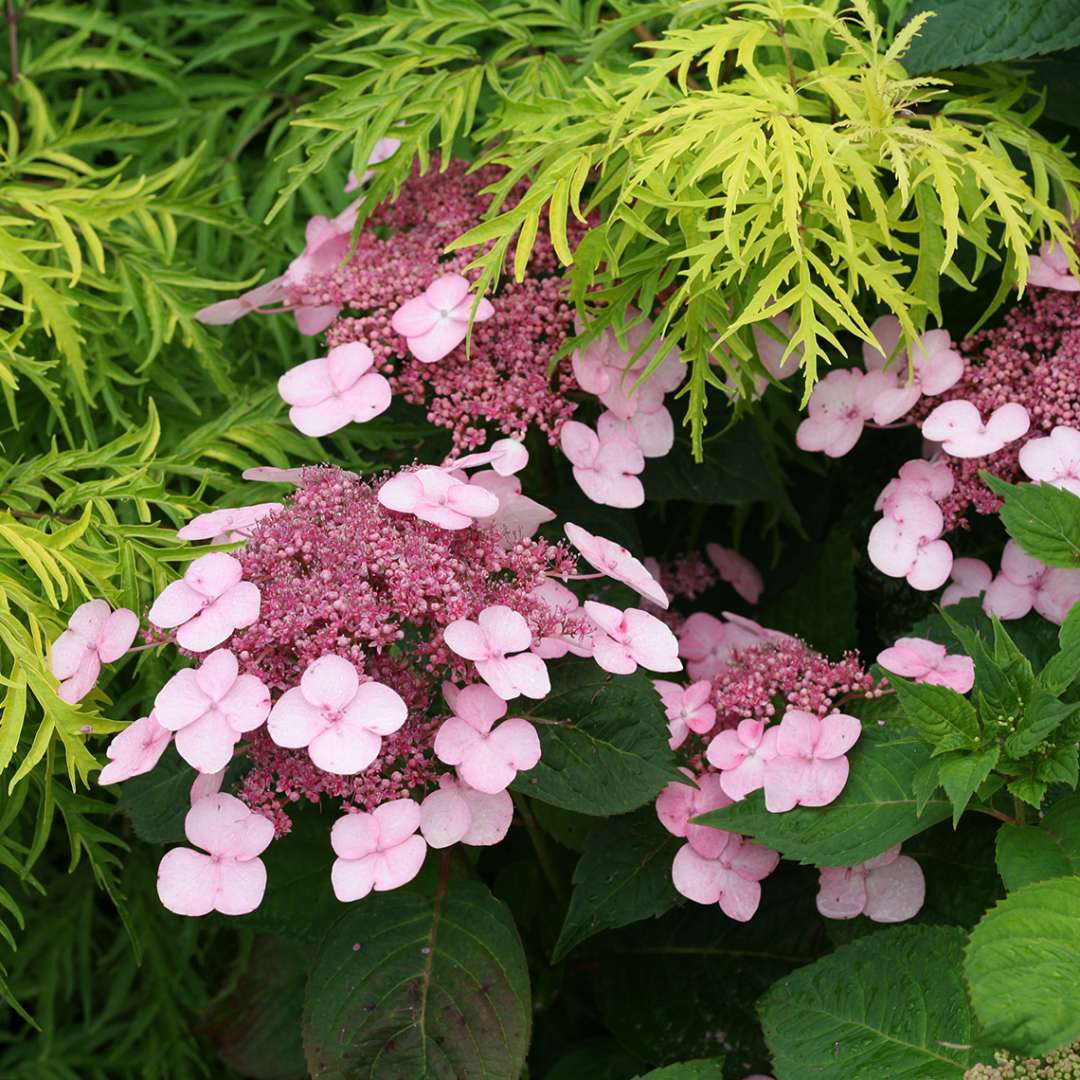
[
  {"xmin": 698, "ymin": 725, "xmax": 952, "ymax": 866},
  {"xmin": 512, "ymin": 662, "xmax": 678, "ymax": 815},
  {"xmin": 965, "ymin": 876, "xmax": 1080, "ymax": 1056},
  {"xmin": 760, "ymin": 925, "xmax": 976, "ymax": 1078},
  {"xmin": 302, "ymin": 880, "xmax": 530, "ymax": 1080}
]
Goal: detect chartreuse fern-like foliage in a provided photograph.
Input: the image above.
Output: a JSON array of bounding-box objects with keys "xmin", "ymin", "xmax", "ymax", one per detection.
[{"xmin": 278, "ymin": 0, "xmax": 1080, "ymax": 456}]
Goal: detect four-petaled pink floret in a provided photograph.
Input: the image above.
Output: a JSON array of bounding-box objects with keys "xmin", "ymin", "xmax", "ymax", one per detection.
[
  {"xmin": 816, "ymin": 843, "xmax": 925, "ymax": 923},
  {"xmin": 330, "ymin": 799, "xmax": 428, "ymax": 901},
  {"xmin": 655, "ymin": 768, "xmax": 732, "ymax": 858},
  {"xmin": 391, "ymin": 273, "xmax": 495, "ymax": 363},
  {"xmin": 671, "ymin": 831, "xmax": 780, "ymax": 922},
  {"xmin": 921, "ymin": 399, "xmax": 1030, "ymax": 459},
  {"xmin": 443, "ymin": 605, "xmax": 551, "ymax": 701},
  {"xmin": 49, "ymin": 598, "xmax": 139, "ymax": 704},
  {"xmin": 98, "ymin": 713, "xmax": 172, "ymax": 785},
  {"xmin": 378, "ymin": 465, "xmax": 499, "ymax": 530},
  {"xmin": 584, "ymin": 600, "xmax": 681, "ymax": 675},
  {"xmin": 564, "ymin": 522, "xmax": 668, "ymax": 608},
  {"xmin": 762, "ymin": 709, "xmax": 861, "ymax": 813},
  {"xmin": 707, "ymin": 718, "xmax": 778, "ymax": 802},
  {"xmin": 877, "ymin": 636, "xmax": 974, "ymax": 694},
  {"xmin": 559, "ymin": 419, "xmax": 645, "ymax": 509},
  {"xmin": 653, "ymin": 679, "xmax": 716, "ymax": 749}
]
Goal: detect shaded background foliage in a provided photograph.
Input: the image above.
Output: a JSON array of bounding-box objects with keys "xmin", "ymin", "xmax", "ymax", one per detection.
[{"xmin": 0, "ymin": 0, "xmax": 1078, "ymax": 1077}]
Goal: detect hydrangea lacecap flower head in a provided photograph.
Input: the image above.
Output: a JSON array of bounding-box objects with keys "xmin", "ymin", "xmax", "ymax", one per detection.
[{"xmin": 49, "ymin": 599, "xmax": 139, "ymax": 704}]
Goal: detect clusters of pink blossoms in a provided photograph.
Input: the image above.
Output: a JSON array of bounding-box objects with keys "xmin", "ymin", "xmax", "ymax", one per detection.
[{"xmin": 70, "ymin": 453, "xmax": 690, "ymax": 918}]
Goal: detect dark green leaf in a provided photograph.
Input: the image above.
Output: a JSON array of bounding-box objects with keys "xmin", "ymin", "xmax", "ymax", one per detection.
[
  {"xmin": 1006, "ymin": 691, "xmax": 1080, "ymax": 758},
  {"xmin": 1007, "ymin": 775, "xmax": 1049, "ymax": 809},
  {"xmin": 996, "ymin": 795, "xmax": 1080, "ymax": 890},
  {"xmin": 697, "ymin": 724, "xmax": 952, "ymax": 866},
  {"xmin": 302, "ymin": 880, "xmax": 530, "ymax": 1079},
  {"xmin": 982, "ymin": 474, "xmax": 1080, "ymax": 569},
  {"xmin": 965, "ymin": 877, "xmax": 1080, "ymax": 1055},
  {"xmin": 116, "ymin": 744, "xmax": 192, "ymax": 844},
  {"xmin": 632, "ymin": 1061, "xmax": 726, "ymax": 1080},
  {"xmin": 552, "ymin": 808, "xmax": 680, "ymax": 962},
  {"xmin": 1038, "ymin": 601, "xmax": 1080, "ymax": 695},
  {"xmin": 938, "ymin": 746, "xmax": 1000, "ymax": 826},
  {"xmin": 760, "ymin": 925, "xmax": 976, "ymax": 1078},
  {"xmin": 512, "ymin": 661, "xmax": 679, "ymax": 815},
  {"xmin": 890, "ymin": 675, "xmax": 980, "ymax": 752}
]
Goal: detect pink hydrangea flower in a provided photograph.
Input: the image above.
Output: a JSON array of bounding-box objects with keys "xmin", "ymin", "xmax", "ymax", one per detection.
[
  {"xmin": 1018, "ymin": 425, "xmax": 1080, "ymax": 496},
  {"xmin": 378, "ymin": 466, "xmax": 499, "ymax": 531},
  {"xmin": 148, "ymin": 552, "xmax": 261, "ymax": 652},
  {"xmin": 862, "ymin": 316, "xmax": 964, "ymax": 424},
  {"xmin": 874, "ymin": 458, "xmax": 954, "ymax": 516},
  {"xmin": 98, "ymin": 713, "xmax": 172, "ymax": 785},
  {"xmin": 190, "ymin": 768, "xmax": 225, "ymax": 805},
  {"xmin": 941, "ymin": 557, "xmax": 993, "ymax": 607},
  {"xmin": 1028, "ymin": 240, "xmax": 1080, "ymax": 292},
  {"xmin": 390, "ymin": 274, "xmax": 495, "ymax": 363},
  {"xmin": 597, "ymin": 406, "xmax": 674, "ymax": 458},
  {"xmin": 154, "ymin": 649, "xmax": 271, "ymax": 773},
  {"xmin": 195, "ymin": 279, "xmax": 287, "ymax": 328},
  {"xmin": 705, "ymin": 544, "xmax": 764, "ymax": 604},
  {"xmin": 983, "ymin": 540, "xmax": 1080, "ymax": 624},
  {"xmin": 156, "ymin": 793, "xmax": 274, "ymax": 916},
  {"xmin": 177, "ymin": 503, "xmax": 282, "ymax": 543},
  {"xmin": 795, "ymin": 369, "xmax": 882, "ymax": 457},
  {"xmin": 433, "ymin": 682, "xmax": 541, "ymax": 794},
  {"xmin": 877, "ymin": 636, "xmax": 975, "ymax": 693},
  {"xmin": 583, "ymin": 600, "xmax": 681, "ymax": 675},
  {"xmin": 277, "ymin": 342, "xmax": 392, "ymax": 437},
  {"xmin": 467, "ymin": 470, "xmax": 555, "ymax": 542},
  {"xmin": 654, "ymin": 680, "xmax": 716, "ymax": 749},
  {"xmin": 419, "ymin": 778, "xmax": 514, "ymax": 848},
  {"xmin": 754, "ymin": 312, "xmax": 802, "ymax": 384},
  {"xmin": 867, "ymin": 492, "xmax": 953, "ymax": 591},
  {"xmin": 345, "ymin": 135, "xmax": 402, "ymax": 190},
  {"xmin": 816, "ymin": 844, "xmax": 925, "ymax": 922},
  {"xmin": 677, "ymin": 612, "xmax": 763, "ymax": 682},
  {"xmin": 49, "ymin": 599, "xmax": 139, "ymax": 704},
  {"xmin": 671, "ymin": 832, "xmax": 780, "ymax": 921},
  {"xmin": 921, "ymin": 400, "xmax": 1030, "ymax": 459},
  {"xmin": 267, "ymin": 654, "xmax": 407, "ymax": 775},
  {"xmin": 559, "ymin": 419, "xmax": 645, "ymax": 508},
  {"xmin": 656, "ymin": 768, "xmax": 732, "ymax": 857},
  {"xmin": 564, "ymin": 522, "xmax": 668, "ymax": 607},
  {"xmin": 706, "ymin": 719, "xmax": 779, "ymax": 801},
  {"xmin": 443, "ymin": 604, "xmax": 551, "ymax": 700},
  {"xmin": 530, "ymin": 579, "xmax": 587, "ymax": 660},
  {"xmin": 444, "ymin": 438, "xmax": 528, "ymax": 477},
  {"xmin": 329, "ymin": 799, "xmax": 427, "ymax": 901},
  {"xmin": 763, "ymin": 709, "xmax": 861, "ymax": 813}
]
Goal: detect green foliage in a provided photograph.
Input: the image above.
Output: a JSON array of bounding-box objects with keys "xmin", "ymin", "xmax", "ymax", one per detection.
[
  {"xmin": 995, "ymin": 795, "xmax": 1080, "ymax": 890},
  {"xmin": 632, "ymin": 1061, "xmax": 726, "ymax": 1080},
  {"xmin": 552, "ymin": 807, "xmax": 680, "ymax": 962},
  {"xmin": 983, "ymin": 474, "xmax": 1080, "ymax": 569},
  {"xmin": 759, "ymin": 925, "xmax": 977, "ymax": 1078},
  {"xmin": 965, "ymin": 876, "xmax": 1080, "ymax": 1056},
  {"xmin": 301, "ymin": 878, "xmax": 532, "ymax": 1079},
  {"xmin": 511, "ymin": 660, "xmax": 680, "ymax": 815},
  {"xmin": 903, "ymin": 0, "xmax": 1080, "ymax": 73},
  {"xmin": 698, "ymin": 721, "xmax": 952, "ymax": 865}
]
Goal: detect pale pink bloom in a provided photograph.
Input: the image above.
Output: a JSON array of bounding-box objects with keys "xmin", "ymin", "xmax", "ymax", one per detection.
[
  {"xmin": 705, "ymin": 544, "xmax": 764, "ymax": 604},
  {"xmin": 564, "ymin": 522, "xmax": 668, "ymax": 608},
  {"xmin": 867, "ymin": 493, "xmax": 953, "ymax": 591},
  {"xmin": 242, "ymin": 466, "xmax": 312, "ymax": 485},
  {"xmin": 877, "ymin": 636, "xmax": 974, "ymax": 694},
  {"xmin": 195, "ymin": 279, "xmax": 286, "ymax": 328},
  {"xmin": 671, "ymin": 833, "xmax": 780, "ymax": 921},
  {"xmin": 443, "ymin": 605, "xmax": 550, "ymax": 700},
  {"xmin": 754, "ymin": 312, "xmax": 802, "ymax": 383},
  {"xmin": 983, "ymin": 541, "xmax": 1080, "ymax": 624},
  {"xmin": 344, "ymin": 136, "xmax": 402, "ymax": 190},
  {"xmin": 267, "ymin": 654, "xmax": 407, "ymax": 774},
  {"xmin": 862, "ymin": 316, "xmax": 964, "ymax": 424},
  {"xmin": 583, "ymin": 600, "xmax": 681, "ymax": 675},
  {"xmin": 190, "ymin": 768, "xmax": 225, "ymax": 805},
  {"xmin": 390, "ymin": 274, "xmax": 495, "ymax": 363},
  {"xmin": 98, "ymin": 713, "xmax": 171, "ymax": 785},
  {"xmin": 677, "ymin": 612, "xmax": 762, "ymax": 682},
  {"xmin": 597, "ymin": 407, "xmax": 674, "ymax": 459},
  {"xmin": 941, "ymin": 557, "xmax": 993, "ymax": 607},
  {"xmin": 50, "ymin": 599, "xmax": 139, "ymax": 704},
  {"xmin": 419, "ymin": 777, "xmax": 514, "ymax": 848},
  {"xmin": 330, "ymin": 799, "xmax": 427, "ymax": 901},
  {"xmin": 921, "ymin": 400, "xmax": 1030, "ymax": 458},
  {"xmin": 148, "ymin": 552, "xmax": 261, "ymax": 652},
  {"xmin": 571, "ymin": 318, "xmax": 684, "ymax": 419},
  {"xmin": 1019, "ymin": 425, "xmax": 1080, "ymax": 496},
  {"xmin": 874, "ymin": 458, "xmax": 954, "ymax": 515},
  {"xmin": 560, "ymin": 420, "xmax": 645, "ymax": 509},
  {"xmin": 530, "ymin": 579, "xmax": 587, "ymax": 660},
  {"xmin": 278, "ymin": 342, "xmax": 392, "ymax": 437},
  {"xmin": 654, "ymin": 680, "xmax": 716, "ymax": 749},
  {"xmin": 816, "ymin": 844, "xmax": 925, "ymax": 922},
  {"xmin": 1028, "ymin": 240, "xmax": 1080, "ymax": 292},
  {"xmin": 177, "ymin": 502, "xmax": 282, "ymax": 544},
  {"xmin": 795, "ymin": 369, "xmax": 883, "ymax": 457},
  {"xmin": 378, "ymin": 466, "xmax": 499, "ymax": 531},
  {"xmin": 467, "ymin": 470, "xmax": 555, "ymax": 542},
  {"xmin": 706, "ymin": 719, "xmax": 779, "ymax": 802},
  {"xmin": 433, "ymin": 683, "xmax": 541, "ymax": 794},
  {"xmin": 763, "ymin": 709, "xmax": 861, "ymax": 813},
  {"xmin": 154, "ymin": 649, "xmax": 271, "ymax": 773},
  {"xmin": 156, "ymin": 793, "xmax": 274, "ymax": 916},
  {"xmin": 656, "ymin": 768, "xmax": 732, "ymax": 857},
  {"xmin": 444, "ymin": 438, "xmax": 528, "ymax": 477}
]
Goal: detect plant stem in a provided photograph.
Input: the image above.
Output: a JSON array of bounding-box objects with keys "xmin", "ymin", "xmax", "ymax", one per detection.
[{"xmin": 512, "ymin": 791, "xmax": 568, "ymax": 905}]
